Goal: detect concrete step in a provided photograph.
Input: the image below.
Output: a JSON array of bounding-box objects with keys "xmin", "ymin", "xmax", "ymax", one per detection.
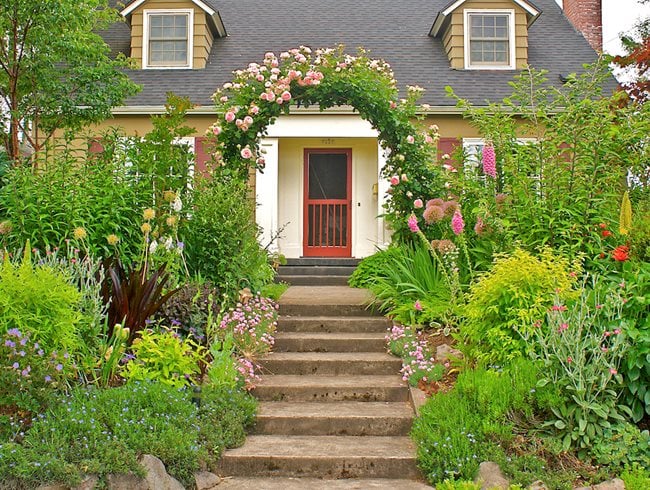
[
  {"xmin": 260, "ymin": 352, "xmax": 401, "ymax": 376},
  {"xmin": 280, "ymin": 303, "xmax": 377, "ymax": 317},
  {"xmin": 253, "ymin": 401, "xmax": 414, "ymax": 436},
  {"xmin": 217, "ymin": 435, "xmax": 421, "ymax": 479},
  {"xmin": 218, "ymin": 477, "xmax": 431, "ymax": 489},
  {"xmin": 278, "ymin": 315, "xmax": 391, "ymax": 333},
  {"xmin": 253, "ymin": 375, "xmax": 409, "ymax": 402},
  {"xmin": 278, "ymin": 266, "xmax": 357, "ymax": 276},
  {"xmin": 285, "ymin": 258, "xmax": 361, "ymax": 267},
  {"xmin": 274, "ymin": 332, "xmax": 386, "ymax": 353},
  {"xmin": 277, "ymin": 275, "xmax": 350, "ymax": 286}
]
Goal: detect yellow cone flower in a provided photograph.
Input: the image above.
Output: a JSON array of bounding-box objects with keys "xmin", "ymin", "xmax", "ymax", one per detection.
[{"xmin": 619, "ymin": 191, "xmax": 632, "ymax": 235}]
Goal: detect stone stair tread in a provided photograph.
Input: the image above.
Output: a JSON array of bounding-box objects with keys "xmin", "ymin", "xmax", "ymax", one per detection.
[
  {"xmin": 275, "ymin": 332, "xmax": 386, "ymax": 340},
  {"xmin": 279, "ymin": 286, "xmax": 373, "ymax": 306},
  {"xmin": 257, "ymin": 401, "xmax": 414, "ymax": 418},
  {"xmin": 256, "ymin": 375, "xmax": 406, "ymax": 389},
  {"xmin": 218, "ymin": 477, "xmax": 431, "ymax": 489},
  {"xmin": 279, "ymin": 315, "xmax": 388, "ymax": 322},
  {"xmin": 261, "ymin": 352, "xmax": 396, "ymax": 362},
  {"xmin": 222, "ymin": 435, "xmax": 417, "ymax": 458}
]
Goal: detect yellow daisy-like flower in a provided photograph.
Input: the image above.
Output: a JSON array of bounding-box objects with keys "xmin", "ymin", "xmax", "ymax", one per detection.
[
  {"xmin": 166, "ymin": 215, "xmax": 178, "ymax": 227},
  {"xmin": 141, "ymin": 223, "xmax": 152, "ymax": 234},
  {"xmin": 163, "ymin": 190, "xmax": 177, "ymax": 203},
  {"xmin": 143, "ymin": 208, "xmax": 156, "ymax": 221},
  {"xmin": 106, "ymin": 234, "xmax": 120, "ymax": 246},
  {"xmin": 73, "ymin": 227, "xmax": 87, "ymax": 240}
]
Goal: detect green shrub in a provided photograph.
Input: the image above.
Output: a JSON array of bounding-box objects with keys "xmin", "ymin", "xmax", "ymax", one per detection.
[
  {"xmin": 621, "ymin": 464, "xmax": 650, "ymax": 490},
  {"xmin": 411, "ymin": 360, "xmax": 540, "ymax": 484},
  {"xmin": 0, "ymin": 246, "xmax": 83, "ymax": 357},
  {"xmin": 459, "ymin": 248, "xmax": 580, "ymax": 365},
  {"xmin": 123, "ymin": 328, "xmax": 206, "ymax": 388},
  {"xmin": 590, "ymin": 424, "xmax": 650, "ymax": 469},
  {"xmin": 0, "ymin": 381, "xmax": 256, "ymax": 488},
  {"xmin": 182, "ymin": 179, "xmax": 273, "ymax": 301}
]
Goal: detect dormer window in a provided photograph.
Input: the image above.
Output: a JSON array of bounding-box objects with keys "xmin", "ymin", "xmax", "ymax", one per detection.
[
  {"xmin": 144, "ymin": 10, "xmax": 193, "ymax": 69},
  {"xmin": 121, "ymin": 0, "xmax": 227, "ymax": 70},
  {"xmin": 465, "ymin": 10, "xmax": 515, "ymax": 70},
  {"xmin": 429, "ymin": 0, "xmax": 539, "ymax": 71}
]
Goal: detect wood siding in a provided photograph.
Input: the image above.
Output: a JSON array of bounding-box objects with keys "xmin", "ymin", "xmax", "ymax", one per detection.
[
  {"xmin": 441, "ymin": 0, "xmax": 529, "ymax": 70},
  {"xmin": 129, "ymin": 0, "xmax": 213, "ymax": 69}
]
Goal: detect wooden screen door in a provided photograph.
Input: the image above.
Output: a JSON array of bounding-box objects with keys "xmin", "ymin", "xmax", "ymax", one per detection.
[{"xmin": 303, "ymin": 149, "xmax": 352, "ymax": 257}]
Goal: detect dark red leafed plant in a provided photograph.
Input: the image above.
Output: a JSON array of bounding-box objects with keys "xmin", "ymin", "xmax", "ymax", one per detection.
[{"xmin": 101, "ymin": 259, "xmax": 180, "ymax": 346}]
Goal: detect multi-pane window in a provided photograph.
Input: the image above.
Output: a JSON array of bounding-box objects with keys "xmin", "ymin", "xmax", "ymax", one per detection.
[
  {"xmin": 467, "ymin": 13, "xmax": 511, "ymax": 67},
  {"xmin": 147, "ymin": 13, "xmax": 190, "ymax": 67}
]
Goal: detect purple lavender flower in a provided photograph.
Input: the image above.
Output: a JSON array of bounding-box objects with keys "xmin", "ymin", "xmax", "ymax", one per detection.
[
  {"xmin": 7, "ymin": 328, "xmax": 21, "ymax": 338},
  {"xmin": 4, "ymin": 340, "xmax": 15, "ymax": 348}
]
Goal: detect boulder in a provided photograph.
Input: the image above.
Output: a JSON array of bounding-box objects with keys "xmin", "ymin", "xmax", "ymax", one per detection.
[
  {"xmin": 475, "ymin": 461, "xmax": 510, "ymax": 490},
  {"xmin": 529, "ymin": 481, "xmax": 549, "ymax": 490},
  {"xmin": 436, "ymin": 343, "xmax": 463, "ymax": 362},
  {"xmin": 107, "ymin": 455, "xmax": 184, "ymax": 490},
  {"xmin": 195, "ymin": 471, "xmax": 222, "ymax": 490},
  {"xmin": 574, "ymin": 478, "xmax": 625, "ymax": 490}
]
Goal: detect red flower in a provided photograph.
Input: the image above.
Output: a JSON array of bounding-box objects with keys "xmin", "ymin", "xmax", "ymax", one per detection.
[
  {"xmin": 599, "ymin": 223, "xmax": 608, "ymax": 229},
  {"xmin": 601, "ymin": 230, "xmax": 612, "ymax": 238},
  {"xmin": 612, "ymin": 245, "xmax": 630, "ymax": 262}
]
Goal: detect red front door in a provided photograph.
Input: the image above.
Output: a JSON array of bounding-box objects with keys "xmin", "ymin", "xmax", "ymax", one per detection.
[{"xmin": 303, "ymin": 149, "xmax": 352, "ymax": 257}]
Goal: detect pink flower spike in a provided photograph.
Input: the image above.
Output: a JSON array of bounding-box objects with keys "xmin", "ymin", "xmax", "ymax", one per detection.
[
  {"xmin": 414, "ymin": 300, "xmax": 423, "ymax": 311},
  {"xmin": 408, "ymin": 214, "xmax": 420, "ymax": 233},
  {"xmin": 414, "ymin": 198, "xmax": 424, "ymax": 209},
  {"xmin": 567, "ymin": 356, "xmax": 573, "ymax": 364},
  {"xmin": 451, "ymin": 210, "xmax": 465, "ymax": 235},
  {"xmin": 482, "ymin": 143, "xmax": 497, "ymax": 178}
]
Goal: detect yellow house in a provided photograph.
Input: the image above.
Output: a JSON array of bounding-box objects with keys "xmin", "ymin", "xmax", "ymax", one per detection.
[{"xmin": 99, "ymin": 0, "xmax": 605, "ymax": 259}]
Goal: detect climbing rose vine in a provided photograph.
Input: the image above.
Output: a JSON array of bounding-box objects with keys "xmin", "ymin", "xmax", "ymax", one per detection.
[{"xmin": 206, "ymin": 45, "xmax": 445, "ymax": 239}]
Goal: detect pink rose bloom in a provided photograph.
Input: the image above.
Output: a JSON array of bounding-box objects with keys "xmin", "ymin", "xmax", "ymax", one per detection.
[
  {"xmin": 482, "ymin": 143, "xmax": 497, "ymax": 178},
  {"xmin": 406, "ymin": 135, "xmax": 415, "ymax": 144},
  {"xmin": 414, "ymin": 300, "xmax": 423, "ymax": 311},
  {"xmin": 408, "ymin": 214, "xmax": 420, "ymax": 233},
  {"xmin": 390, "ymin": 176, "xmax": 399, "ymax": 186},
  {"xmin": 281, "ymin": 91, "xmax": 292, "ymax": 101},
  {"xmin": 414, "ymin": 198, "xmax": 424, "ymax": 209},
  {"xmin": 244, "ymin": 115, "xmax": 254, "ymax": 125},
  {"xmin": 240, "ymin": 147, "xmax": 253, "ymax": 159},
  {"xmin": 225, "ymin": 111, "xmax": 236, "ymax": 123},
  {"xmin": 256, "ymin": 157, "xmax": 266, "ymax": 167},
  {"xmin": 451, "ymin": 210, "xmax": 465, "ymax": 235},
  {"xmin": 256, "ymin": 74, "xmax": 265, "ymax": 82},
  {"xmin": 390, "ymin": 101, "xmax": 397, "ymax": 109},
  {"xmin": 425, "ymin": 135, "xmax": 434, "ymax": 144},
  {"xmin": 212, "ymin": 126, "xmax": 222, "ymax": 136},
  {"xmin": 249, "ymin": 105, "xmax": 259, "ymax": 115},
  {"xmin": 219, "ymin": 96, "xmax": 228, "ymax": 103},
  {"xmin": 276, "ymin": 97, "xmax": 284, "ymax": 104}
]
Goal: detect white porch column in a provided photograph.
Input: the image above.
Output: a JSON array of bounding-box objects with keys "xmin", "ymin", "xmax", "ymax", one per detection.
[
  {"xmin": 377, "ymin": 143, "xmax": 391, "ymax": 249},
  {"xmin": 256, "ymin": 138, "xmax": 279, "ymax": 252}
]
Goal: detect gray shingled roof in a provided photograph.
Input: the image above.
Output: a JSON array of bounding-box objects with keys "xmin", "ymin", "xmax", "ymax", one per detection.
[{"xmin": 102, "ymin": 0, "xmax": 611, "ymax": 109}]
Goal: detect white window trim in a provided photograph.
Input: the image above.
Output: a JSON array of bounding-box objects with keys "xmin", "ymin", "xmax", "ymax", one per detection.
[
  {"xmin": 142, "ymin": 9, "xmax": 194, "ymax": 70},
  {"xmin": 463, "ymin": 9, "xmax": 516, "ymax": 70}
]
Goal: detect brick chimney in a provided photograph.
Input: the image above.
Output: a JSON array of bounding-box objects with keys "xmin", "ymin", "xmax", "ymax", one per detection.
[{"xmin": 563, "ymin": 0, "xmax": 603, "ymax": 52}]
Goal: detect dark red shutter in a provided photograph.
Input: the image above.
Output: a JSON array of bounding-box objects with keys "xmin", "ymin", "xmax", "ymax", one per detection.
[
  {"xmin": 438, "ymin": 137, "xmax": 461, "ymax": 168},
  {"xmin": 194, "ymin": 137, "xmax": 211, "ymax": 178}
]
